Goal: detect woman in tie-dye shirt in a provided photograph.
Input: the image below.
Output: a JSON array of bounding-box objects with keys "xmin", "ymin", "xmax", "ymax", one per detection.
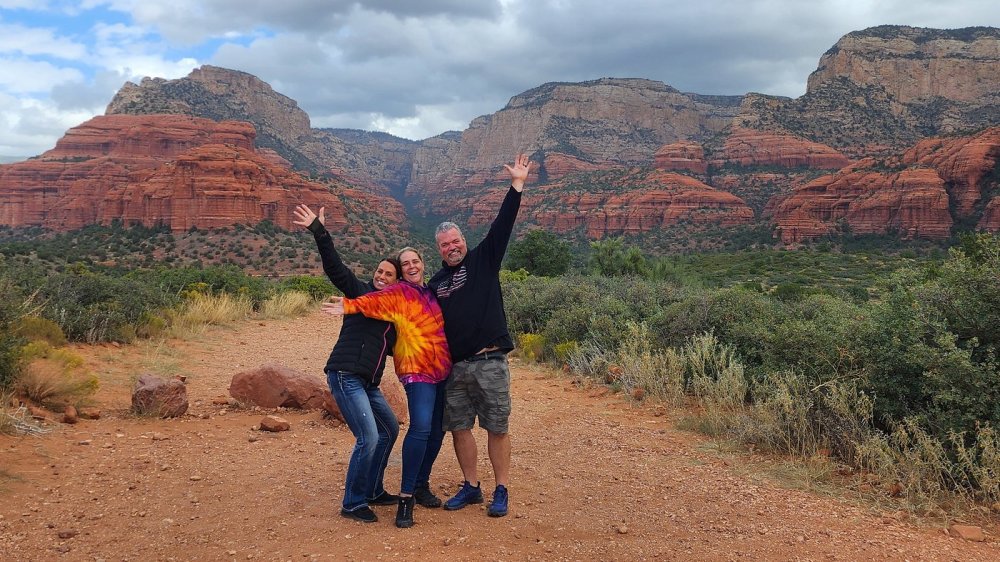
[{"xmin": 325, "ymin": 247, "xmax": 450, "ymax": 529}]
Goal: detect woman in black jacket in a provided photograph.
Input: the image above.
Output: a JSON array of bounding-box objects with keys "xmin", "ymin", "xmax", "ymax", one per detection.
[{"xmin": 294, "ymin": 204, "xmax": 402, "ymax": 524}]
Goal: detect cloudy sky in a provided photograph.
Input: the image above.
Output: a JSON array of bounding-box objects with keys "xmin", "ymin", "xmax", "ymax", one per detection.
[{"xmin": 1, "ymin": 0, "xmax": 998, "ymax": 160}]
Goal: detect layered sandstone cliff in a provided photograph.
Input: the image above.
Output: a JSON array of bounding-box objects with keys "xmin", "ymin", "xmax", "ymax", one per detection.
[
  {"xmin": 455, "ymin": 168, "xmax": 753, "ymax": 240},
  {"xmin": 710, "ymin": 128, "xmax": 851, "ymax": 170},
  {"xmin": 739, "ymin": 26, "xmax": 1000, "ymax": 155},
  {"xmin": 808, "ymin": 26, "xmax": 1000, "ymax": 104},
  {"xmin": 0, "ymin": 114, "xmax": 403, "ymax": 234},
  {"xmin": 106, "ymin": 66, "xmax": 412, "ymax": 195},
  {"xmin": 773, "ymin": 127, "xmax": 1000, "ymax": 243},
  {"xmin": 405, "ymin": 79, "xmax": 744, "ymax": 203}
]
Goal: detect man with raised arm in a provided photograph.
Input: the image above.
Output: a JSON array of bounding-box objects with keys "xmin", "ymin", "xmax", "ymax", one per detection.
[{"xmin": 428, "ymin": 153, "xmax": 532, "ymax": 518}]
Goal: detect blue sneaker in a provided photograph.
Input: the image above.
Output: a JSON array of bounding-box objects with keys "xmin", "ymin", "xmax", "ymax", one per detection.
[
  {"xmin": 487, "ymin": 485, "xmax": 508, "ymax": 517},
  {"xmin": 443, "ymin": 481, "xmax": 483, "ymax": 511}
]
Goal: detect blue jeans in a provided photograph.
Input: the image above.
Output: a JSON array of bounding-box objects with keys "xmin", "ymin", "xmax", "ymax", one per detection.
[
  {"xmin": 327, "ymin": 370, "xmax": 399, "ymax": 511},
  {"xmin": 400, "ymin": 381, "xmax": 446, "ymax": 495}
]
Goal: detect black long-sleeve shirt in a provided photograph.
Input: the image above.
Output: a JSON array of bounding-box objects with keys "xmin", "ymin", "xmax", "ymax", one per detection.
[
  {"xmin": 308, "ymin": 220, "xmax": 396, "ymax": 386},
  {"xmin": 428, "ymin": 186, "xmax": 521, "ymax": 362}
]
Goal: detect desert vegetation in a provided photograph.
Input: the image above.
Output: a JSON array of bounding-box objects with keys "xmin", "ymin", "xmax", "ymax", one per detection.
[
  {"xmin": 504, "ymin": 232, "xmax": 1000, "ymax": 515},
  {"xmin": 0, "ymin": 256, "xmax": 335, "ymax": 425}
]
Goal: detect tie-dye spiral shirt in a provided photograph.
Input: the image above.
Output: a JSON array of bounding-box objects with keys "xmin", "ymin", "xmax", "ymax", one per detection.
[{"xmin": 342, "ymin": 281, "xmax": 452, "ymax": 384}]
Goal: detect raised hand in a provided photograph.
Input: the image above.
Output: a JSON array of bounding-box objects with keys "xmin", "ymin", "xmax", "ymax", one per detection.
[
  {"xmin": 292, "ymin": 204, "xmax": 325, "ymax": 228},
  {"xmin": 321, "ymin": 296, "xmax": 345, "ymax": 316},
  {"xmin": 503, "ymin": 153, "xmax": 533, "ymax": 192}
]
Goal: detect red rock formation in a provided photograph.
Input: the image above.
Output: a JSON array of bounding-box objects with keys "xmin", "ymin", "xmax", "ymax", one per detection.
[
  {"xmin": 466, "ymin": 169, "xmax": 753, "ymax": 239},
  {"xmin": 541, "ymin": 152, "xmax": 606, "ymax": 181},
  {"xmin": 773, "ymin": 165, "xmax": 953, "ymax": 243},
  {"xmin": 712, "ymin": 128, "xmax": 851, "ymax": 170},
  {"xmin": 773, "ymin": 127, "xmax": 1000, "ymax": 242},
  {"xmin": 0, "ymin": 114, "xmax": 403, "ymax": 232},
  {"xmin": 654, "ymin": 141, "xmax": 707, "ymax": 174},
  {"xmin": 901, "ymin": 128, "xmax": 1000, "ymax": 223},
  {"xmin": 982, "ymin": 198, "xmax": 1000, "ymax": 231}
]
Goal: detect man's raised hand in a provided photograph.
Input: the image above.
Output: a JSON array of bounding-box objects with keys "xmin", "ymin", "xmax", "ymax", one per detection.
[{"xmin": 503, "ymin": 153, "xmax": 533, "ymax": 192}]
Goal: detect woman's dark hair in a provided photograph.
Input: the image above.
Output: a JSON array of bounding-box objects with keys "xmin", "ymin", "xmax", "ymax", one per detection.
[{"xmin": 378, "ymin": 257, "xmax": 402, "ymax": 279}]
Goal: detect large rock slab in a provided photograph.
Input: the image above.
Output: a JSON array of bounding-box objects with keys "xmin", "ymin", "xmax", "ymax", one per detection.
[{"xmin": 230, "ymin": 364, "xmax": 337, "ymax": 414}]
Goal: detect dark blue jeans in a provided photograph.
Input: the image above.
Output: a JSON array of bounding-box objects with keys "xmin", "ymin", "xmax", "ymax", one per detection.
[
  {"xmin": 400, "ymin": 381, "xmax": 446, "ymax": 495},
  {"xmin": 327, "ymin": 370, "xmax": 399, "ymax": 511}
]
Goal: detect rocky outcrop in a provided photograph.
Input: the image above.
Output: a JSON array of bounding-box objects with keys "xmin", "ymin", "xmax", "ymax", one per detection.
[
  {"xmin": 106, "ymin": 66, "xmax": 414, "ymax": 194},
  {"xmin": 739, "ymin": 27, "xmax": 1000, "ymax": 155},
  {"xmin": 405, "ymin": 79, "xmax": 744, "ymax": 203},
  {"xmin": 808, "ymin": 26, "xmax": 1000, "ymax": 104},
  {"xmin": 464, "ymin": 169, "xmax": 753, "ymax": 239},
  {"xmin": 899, "ymin": 128, "xmax": 1000, "ymax": 222},
  {"xmin": 0, "ymin": 114, "xmax": 406, "ymax": 233},
  {"xmin": 710, "ymin": 128, "xmax": 851, "ymax": 170},
  {"xmin": 773, "ymin": 166, "xmax": 954, "ymax": 243},
  {"xmin": 654, "ymin": 141, "xmax": 707, "ymax": 175},
  {"xmin": 773, "ymin": 127, "xmax": 1000, "ymax": 243}
]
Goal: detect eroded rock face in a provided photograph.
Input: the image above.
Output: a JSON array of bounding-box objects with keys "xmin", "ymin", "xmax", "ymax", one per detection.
[
  {"xmin": 654, "ymin": 141, "xmax": 707, "ymax": 175},
  {"xmin": 773, "ymin": 165, "xmax": 954, "ymax": 243},
  {"xmin": 772, "ymin": 127, "xmax": 1000, "ymax": 242},
  {"xmin": 405, "ymin": 78, "xmax": 744, "ymax": 204},
  {"xmin": 711, "ymin": 128, "xmax": 851, "ymax": 170},
  {"xmin": 808, "ymin": 26, "xmax": 1000, "ymax": 104},
  {"xmin": 0, "ymin": 114, "xmax": 358, "ymax": 232},
  {"xmin": 736, "ymin": 27, "xmax": 1000, "ymax": 157},
  {"xmin": 465, "ymin": 169, "xmax": 754, "ymax": 239}
]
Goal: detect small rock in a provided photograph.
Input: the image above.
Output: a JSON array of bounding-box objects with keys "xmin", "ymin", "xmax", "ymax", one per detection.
[
  {"xmin": 78, "ymin": 440, "xmax": 91, "ymax": 446},
  {"xmin": 259, "ymin": 415, "xmax": 290, "ymax": 432},
  {"xmin": 190, "ymin": 475, "xmax": 203, "ymax": 481},
  {"xmin": 616, "ymin": 525, "xmax": 628, "ymax": 534},
  {"xmin": 948, "ymin": 524, "xmax": 986, "ymax": 542},
  {"xmin": 151, "ymin": 433, "xmax": 168, "ymax": 441},
  {"xmin": 57, "ymin": 529, "xmax": 78, "ymax": 539},
  {"xmin": 28, "ymin": 406, "xmax": 49, "ymax": 420},
  {"xmin": 62, "ymin": 405, "xmax": 79, "ymax": 425},
  {"xmin": 79, "ymin": 407, "xmax": 101, "ymax": 420},
  {"xmin": 248, "ymin": 435, "xmax": 259, "ymax": 443}
]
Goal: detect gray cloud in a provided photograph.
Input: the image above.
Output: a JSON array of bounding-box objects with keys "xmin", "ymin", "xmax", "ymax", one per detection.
[{"xmin": 3, "ymin": 0, "xmax": 1000, "ymax": 158}]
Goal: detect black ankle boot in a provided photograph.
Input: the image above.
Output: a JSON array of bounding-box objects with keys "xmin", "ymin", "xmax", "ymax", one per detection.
[
  {"xmin": 395, "ymin": 496, "xmax": 415, "ymax": 528},
  {"xmin": 413, "ymin": 484, "xmax": 442, "ymax": 508}
]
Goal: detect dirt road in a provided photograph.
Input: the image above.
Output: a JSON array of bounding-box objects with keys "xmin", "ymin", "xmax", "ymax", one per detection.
[{"xmin": 1, "ymin": 311, "xmax": 996, "ymax": 561}]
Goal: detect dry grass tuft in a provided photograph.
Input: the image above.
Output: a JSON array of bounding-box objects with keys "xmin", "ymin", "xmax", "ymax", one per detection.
[
  {"xmin": 17, "ymin": 357, "xmax": 98, "ymax": 410},
  {"xmin": 258, "ymin": 291, "xmax": 313, "ymax": 319},
  {"xmin": 167, "ymin": 293, "xmax": 253, "ymax": 337}
]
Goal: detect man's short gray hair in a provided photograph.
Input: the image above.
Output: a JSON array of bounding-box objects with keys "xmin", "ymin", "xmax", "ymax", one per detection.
[{"xmin": 435, "ymin": 221, "xmax": 464, "ymax": 239}]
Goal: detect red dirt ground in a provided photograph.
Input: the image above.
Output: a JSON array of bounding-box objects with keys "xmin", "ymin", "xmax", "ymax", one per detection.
[{"xmin": 1, "ymin": 311, "xmax": 997, "ymax": 561}]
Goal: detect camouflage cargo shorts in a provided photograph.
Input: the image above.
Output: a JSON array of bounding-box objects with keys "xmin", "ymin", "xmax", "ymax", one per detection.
[{"xmin": 443, "ymin": 354, "xmax": 511, "ymax": 434}]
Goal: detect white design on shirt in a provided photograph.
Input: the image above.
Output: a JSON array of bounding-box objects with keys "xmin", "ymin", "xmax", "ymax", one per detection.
[{"xmin": 435, "ymin": 265, "xmax": 467, "ymax": 299}]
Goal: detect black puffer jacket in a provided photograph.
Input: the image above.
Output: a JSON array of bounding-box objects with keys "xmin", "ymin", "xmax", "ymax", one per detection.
[{"xmin": 309, "ymin": 220, "xmax": 396, "ymax": 386}]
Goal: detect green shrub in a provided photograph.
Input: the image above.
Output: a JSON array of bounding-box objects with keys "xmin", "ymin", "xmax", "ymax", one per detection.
[
  {"xmin": 506, "ymin": 230, "xmax": 572, "ymax": 276},
  {"xmin": 0, "ymin": 280, "xmax": 25, "ymax": 389},
  {"xmin": 15, "ymin": 316, "xmax": 67, "ymax": 346},
  {"xmin": 278, "ymin": 275, "xmax": 335, "ymax": 301}
]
